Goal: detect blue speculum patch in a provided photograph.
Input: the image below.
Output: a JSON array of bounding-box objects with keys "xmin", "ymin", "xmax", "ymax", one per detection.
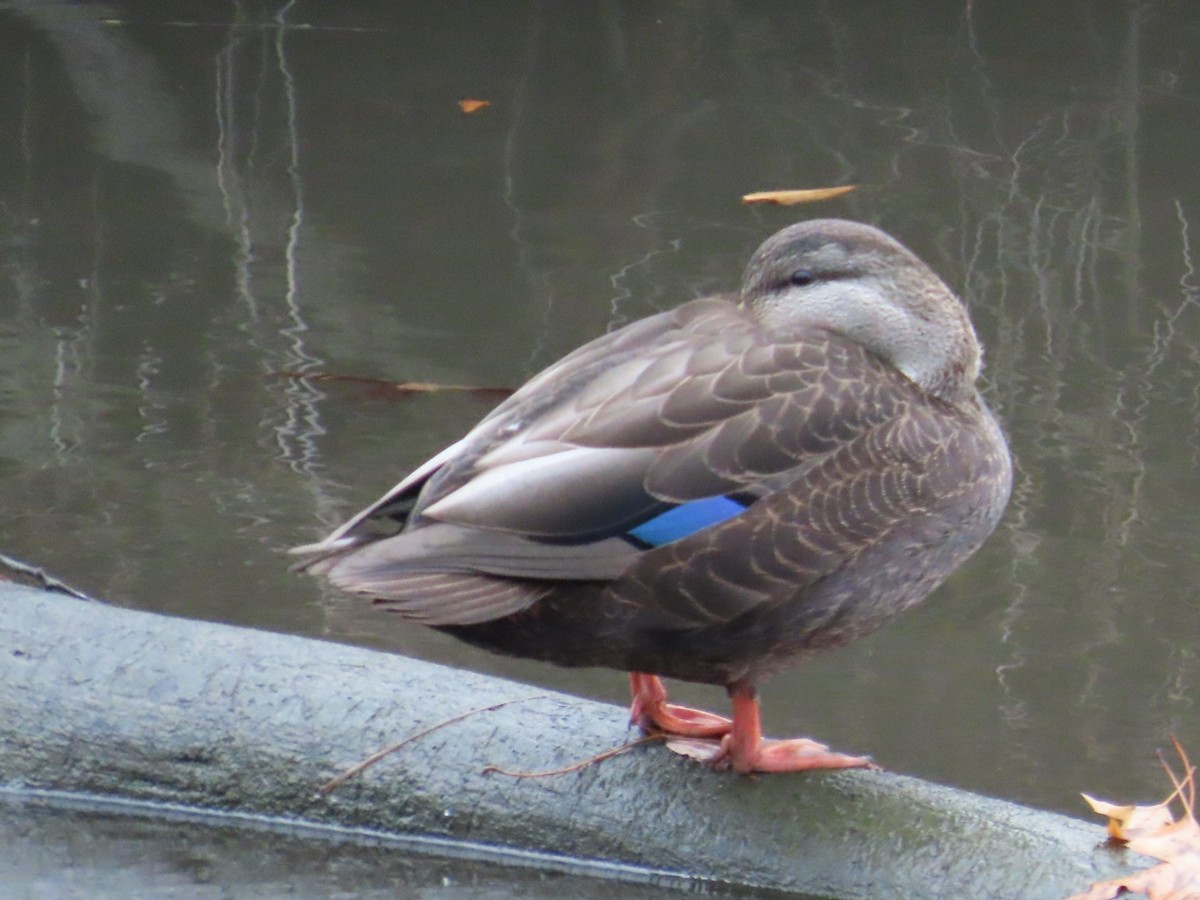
[{"xmin": 627, "ymin": 496, "xmax": 749, "ymax": 547}]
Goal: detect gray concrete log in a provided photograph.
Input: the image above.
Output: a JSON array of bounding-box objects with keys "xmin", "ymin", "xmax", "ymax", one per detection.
[{"xmin": 0, "ymin": 581, "xmax": 1141, "ymax": 898}]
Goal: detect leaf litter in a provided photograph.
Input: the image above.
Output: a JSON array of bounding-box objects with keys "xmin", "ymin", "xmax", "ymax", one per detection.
[{"xmin": 1070, "ymin": 738, "xmax": 1200, "ymax": 900}]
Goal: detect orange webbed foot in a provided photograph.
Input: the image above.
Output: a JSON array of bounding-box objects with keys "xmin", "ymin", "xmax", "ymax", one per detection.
[
  {"xmin": 628, "ymin": 672, "xmax": 732, "ymax": 738},
  {"xmin": 659, "ymin": 677, "xmax": 878, "ymax": 775},
  {"xmin": 715, "ymin": 736, "xmax": 876, "ymax": 773}
]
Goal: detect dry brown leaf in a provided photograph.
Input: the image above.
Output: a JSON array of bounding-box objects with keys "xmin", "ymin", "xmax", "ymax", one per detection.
[
  {"xmin": 1082, "ymin": 793, "xmax": 1176, "ymax": 842},
  {"xmin": 1069, "ymin": 740, "xmax": 1200, "ymax": 900},
  {"xmin": 458, "ymin": 98, "xmax": 491, "ymax": 113},
  {"xmin": 1130, "ymin": 819, "xmax": 1200, "ymax": 870},
  {"xmin": 741, "ymin": 185, "xmax": 857, "ymax": 206}
]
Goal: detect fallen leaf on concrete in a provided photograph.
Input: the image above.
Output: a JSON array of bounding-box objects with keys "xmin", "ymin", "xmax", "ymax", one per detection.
[
  {"xmin": 1069, "ymin": 739, "xmax": 1200, "ymax": 900},
  {"xmin": 1081, "ymin": 793, "xmax": 1176, "ymax": 842}
]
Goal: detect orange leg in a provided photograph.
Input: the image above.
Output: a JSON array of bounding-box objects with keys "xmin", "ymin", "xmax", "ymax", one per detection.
[
  {"xmin": 711, "ymin": 680, "xmax": 875, "ymax": 774},
  {"xmin": 627, "ymin": 672, "xmax": 732, "ymax": 738}
]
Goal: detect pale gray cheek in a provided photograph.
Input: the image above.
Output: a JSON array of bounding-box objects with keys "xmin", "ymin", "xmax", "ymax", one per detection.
[
  {"xmin": 762, "ymin": 284, "xmax": 948, "ymax": 389},
  {"xmin": 760, "ymin": 283, "xmax": 871, "ymax": 331},
  {"xmin": 794, "ymin": 285, "xmax": 908, "ymax": 342}
]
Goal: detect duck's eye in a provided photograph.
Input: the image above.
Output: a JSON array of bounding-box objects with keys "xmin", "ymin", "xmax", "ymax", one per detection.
[{"xmin": 788, "ymin": 268, "xmax": 815, "ymax": 287}]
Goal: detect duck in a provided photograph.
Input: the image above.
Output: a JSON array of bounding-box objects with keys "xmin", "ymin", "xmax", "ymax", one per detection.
[{"xmin": 292, "ymin": 219, "xmax": 1013, "ymax": 774}]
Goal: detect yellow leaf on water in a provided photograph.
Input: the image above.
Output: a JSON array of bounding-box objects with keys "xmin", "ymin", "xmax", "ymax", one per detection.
[
  {"xmin": 458, "ymin": 98, "xmax": 491, "ymax": 114},
  {"xmin": 741, "ymin": 185, "xmax": 857, "ymax": 206}
]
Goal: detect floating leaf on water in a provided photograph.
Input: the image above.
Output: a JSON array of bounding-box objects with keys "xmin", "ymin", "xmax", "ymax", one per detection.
[
  {"xmin": 272, "ymin": 371, "xmax": 513, "ymax": 401},
  {"xmin": 741, "ymin": 185, "xmax": 857, "ymax": 206}
]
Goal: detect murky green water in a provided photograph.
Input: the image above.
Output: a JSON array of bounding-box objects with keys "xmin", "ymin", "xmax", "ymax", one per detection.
[
  {"xmin": 0, "ymin": 794, "xmax": 750, "ymax": 899},
  {"xmin": 3, "ymin": 0, "xmax": 1200, "ymax": 894}
]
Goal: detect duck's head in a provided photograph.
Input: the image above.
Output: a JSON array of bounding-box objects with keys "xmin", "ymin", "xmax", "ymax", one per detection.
[{"xmin": 739, "ymin": 219, "xmax": 981, "ymax": 403}]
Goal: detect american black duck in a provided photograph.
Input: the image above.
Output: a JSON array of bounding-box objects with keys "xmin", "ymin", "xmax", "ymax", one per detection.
[{"xmin": 293, "ymin": 219, "xmax": 1013, "ymax": 774}]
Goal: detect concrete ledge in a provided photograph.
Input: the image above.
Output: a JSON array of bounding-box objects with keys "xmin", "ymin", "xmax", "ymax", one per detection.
[{"xmin": 0, "ymin": 582, "xmax": 1141, "ymax": 898}]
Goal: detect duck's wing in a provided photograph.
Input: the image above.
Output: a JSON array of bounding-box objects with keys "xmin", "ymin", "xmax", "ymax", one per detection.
[
  {"xmin": 298, "ymin": 299, "xmax": 954, "ymax": 626},
  {"xmin": 413, "ymin": 318, "xmax": 917, "ymax": 539}
]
